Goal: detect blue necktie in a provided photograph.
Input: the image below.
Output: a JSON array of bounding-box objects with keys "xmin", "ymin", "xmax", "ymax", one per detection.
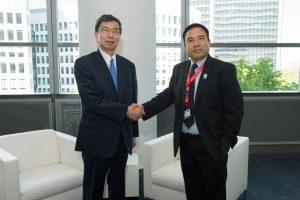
[{"xmin": 109, "ymin": 58, "xmax": 118, "ymax": 92}]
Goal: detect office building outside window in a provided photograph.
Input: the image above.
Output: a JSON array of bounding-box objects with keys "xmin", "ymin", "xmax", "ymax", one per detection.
[
  {"xmin": 0, "ymin": 0, "xmax": 79, "ymax": 95},
  {"xmin": 155, "ymin": 0, "xmax": 300, "ymax": 92}
]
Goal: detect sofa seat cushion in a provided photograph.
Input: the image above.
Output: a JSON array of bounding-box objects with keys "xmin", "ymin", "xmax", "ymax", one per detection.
[
  {"xmin": 20, "ymin": 163, "xmax": 83, "ymax": 200},
  {"xmin": 152, "ymin": 160, "xmax": 185, "ymax": 193}
]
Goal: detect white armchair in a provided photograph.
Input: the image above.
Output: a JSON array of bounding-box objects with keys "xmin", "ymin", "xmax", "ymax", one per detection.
[
  {"xmin": 0, "ymin": 129, "xmax": 83, "ymax": 200},
  {"xmin": 143, "ymin": 133, "xmax": 249, "ymax": 200},
  {"xmin": 0, "ymin": 129, "xmax": 139, "ymax": 200}
]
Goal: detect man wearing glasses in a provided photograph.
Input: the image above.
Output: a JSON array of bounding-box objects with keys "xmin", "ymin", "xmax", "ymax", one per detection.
[{"xmin": 74, "ymin": 14, "xmax": 143, "ymax": 200}]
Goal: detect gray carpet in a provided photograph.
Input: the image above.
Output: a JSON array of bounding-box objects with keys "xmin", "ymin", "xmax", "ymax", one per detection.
[{"xmin": 240, "ymin": 153, "xmax": 300, "ymax": 200}]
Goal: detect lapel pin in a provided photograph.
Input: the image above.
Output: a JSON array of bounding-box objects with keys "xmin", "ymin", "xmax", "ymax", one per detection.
[{"xmin": 203, "ymin": 74, "xmax": 207, "ymax": 79}]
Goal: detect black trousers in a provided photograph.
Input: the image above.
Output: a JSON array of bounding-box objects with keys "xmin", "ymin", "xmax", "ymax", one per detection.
[
  {"xmin": 180, "ymin": 133, "xmax": 228, "ymax": 200},
  {"xmin": 82, "ymin": 136, "xmax": 128, "ymax": 200}
]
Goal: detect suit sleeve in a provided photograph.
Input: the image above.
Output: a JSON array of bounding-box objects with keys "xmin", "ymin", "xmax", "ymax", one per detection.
[
  {"xmin": 74, "ymin": 58, "xmax": 128, "ymax": 123},
  {"xmin": 221, "ymin": 64, "xmax": 244, "ymax": 148},
  {"xmin": 131, "ymin": 64, "xmax": 139, "ymax": 137},
  {"xmin": 142, "ymin": 66, "xmax": 176, "ymax": 120}
]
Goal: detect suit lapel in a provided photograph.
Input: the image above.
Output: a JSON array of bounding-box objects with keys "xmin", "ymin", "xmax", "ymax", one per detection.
[
  {"xmin": 95, "ymin": 50, "xmax": 118, "ymax": 99},
  {"xmin": 179, "ymin": 61, "xmax": 191, "ymax": 110},
  {"xmin": 116, "ymin": 55, "xmax": 125, "ymax": 101},
  {"xmin": 195, "ymin": 55, "xmax": 213, "ymax": 104}
]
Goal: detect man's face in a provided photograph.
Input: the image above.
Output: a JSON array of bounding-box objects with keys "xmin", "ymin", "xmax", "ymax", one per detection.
[
  {"xmin": 184, "ymin": 27, "xmax": 210, "ymax": 62},
  {"xmin": 94, "ymin": 21, "xmax": 121, "ymax": 56}
]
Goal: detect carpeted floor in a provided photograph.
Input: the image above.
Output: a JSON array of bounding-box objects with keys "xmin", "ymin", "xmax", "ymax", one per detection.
[{"xmin": 239, "ymin": 153, "xmax": 300, "ymax": 200}]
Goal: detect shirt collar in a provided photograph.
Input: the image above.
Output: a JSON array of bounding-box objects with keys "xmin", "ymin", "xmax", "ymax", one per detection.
[
  {"xmin": 99, "ymin": 48, "xmax": 116, "ymax": 67},
  {"xmin": 191, "ymin": 56, "xmax": 207, "ymax": 69}
]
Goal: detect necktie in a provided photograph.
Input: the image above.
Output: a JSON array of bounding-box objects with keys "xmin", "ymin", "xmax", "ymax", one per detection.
[
  {"xmin": 184, "ymin": 63, "xmax": 198, "ymax": 128},
  {"xmin": 109, "ymin": 58, "xmax": 118, "ymax": 92}
]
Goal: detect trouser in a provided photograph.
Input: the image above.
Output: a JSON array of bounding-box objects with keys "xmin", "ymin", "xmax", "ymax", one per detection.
[
  {"xmin": 180, "ymin": 133, "xmax": 228, "ymax": 200},
  {"xmin": 82, "ymin": 136, "xmax": 128, "ymax": 200}
]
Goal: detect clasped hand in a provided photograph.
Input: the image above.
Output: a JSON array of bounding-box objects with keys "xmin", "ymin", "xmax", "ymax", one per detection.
[{"xmin": 127, "ymin": 103, "xmax": 145, "ymax": 121}]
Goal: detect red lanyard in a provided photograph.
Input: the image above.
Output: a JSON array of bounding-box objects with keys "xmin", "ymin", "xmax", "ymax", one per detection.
[{"xmin": 185, "ymin": 63, "xmax": 205, "ymax": 105}]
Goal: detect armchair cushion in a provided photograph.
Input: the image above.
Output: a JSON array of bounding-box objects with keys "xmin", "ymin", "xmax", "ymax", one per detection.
[
  {"xmin": 152, "ymin": 160, "xmax": 185, "ymax": 193},
  {"xmin": 20, "ymin": 164, "xmax": 82, "ymax": 200}
]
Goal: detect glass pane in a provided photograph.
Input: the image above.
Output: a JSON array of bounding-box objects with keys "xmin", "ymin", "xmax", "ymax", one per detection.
[
  {"xmin": 156, "ymin": 0, "xmax": 181, "ymax": 43},
  {"xmin": 57, "ymin": 0, "xmax": 78, "ymax": 43},
  {"xmin": 57, "ymin": 0, "xmax": 79, "ymax": 94},
  {"xmin": 189, "ymin": 0, "xmax": 300, "ymax": 43},
  {"xmin": 0, "ymin": 0, "xmax": 48, "ymax": 95},
  {"xmin": 58, "ymin": 47, "xmax": 79, "ymax": 94},
  {"xmin": 28, "ymin": 0, "xmax": 47, "ymax": 43},
  {"xmin": 156, "ymin": 47, "xmax": 181, "ymax": 93},
  {"xmin": 0, "ymin": 46, "xmax": 50, "ymax": 94},
  {"xmin": 0, "ymin": 0, "xmax": 47, "ymax": 43},
  {"xmin": 210, "ymin": 47, "xmax": 300, "ymax": 92}
]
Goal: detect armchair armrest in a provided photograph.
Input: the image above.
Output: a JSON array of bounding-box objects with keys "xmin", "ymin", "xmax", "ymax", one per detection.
[
  {"xmin": 55, "ymin": 132, "xmax": 83, "ymax": 171},
  {"xmin": 0, "ymin": 148, "xmax": 21, "ymax": 200},
  {"xmin": 143, "ymin": 133, "xmax": 177, "ymax": 198}
]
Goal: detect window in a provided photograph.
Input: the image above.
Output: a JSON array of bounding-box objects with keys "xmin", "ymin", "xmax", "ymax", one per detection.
[
  {"xmin": 7, "ymin": 13, "xmax": 13, "ymax": 24},
  {"xmin": 0, "ymin": 12, "xmax": 3, "ymax": 24},
  {"xmin": 188, "ymin": 0, "xmax": 300, "ymax": 92},
  {"xmin": 10, "ymin": 63, "xmax": 16, "ymax": 73},
  {"xmin": 16, "ymin": 13, "xmax": 22, "ymax": 24},
  {"xmin": 8, "ymin": 30, "xmax": 14, "ymax": 40},
  {"xmin": 0, "ymin": 30, "xmax": 4, "ymax": 40},
  {"xmin": 1, "ymin": 63, "xmax": 7, "ymax": 73},
  {"xmin": 1, "ymin": 79, "xmax": 8, "ymax": 89},
  {"xmin": 10, "ymin": 79, "xmax": 17, "ymax": 89},
  {"xmin": 19, "ymin": 79, "xmax": 25, "ymax": 89},
  {"xmin": 156, "ymin": 0, "xmax": 181, "ymax": 92},
  {"xmin": 0, "ymin": 0, "xmax": 78, "ymax": 95},
  {"xmin": 155, "ymin": 0, "xmax": 300, "ymax": 93},
  {"xmin": 19, "ymin": 63, "xmax": 24, "ymax": 73},
  {"xmin": 17, "ymin": 30, "xmax": 23, "ymax": 41}
]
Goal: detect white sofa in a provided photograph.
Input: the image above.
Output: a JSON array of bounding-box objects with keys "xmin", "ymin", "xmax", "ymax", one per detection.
[
  {"xmin": 143, "ymin": 133, "xmax": 249, "ymax": 200},
  {"xmin": 0, "ymin": 129, "xmax": 139, "ymax": 200}
]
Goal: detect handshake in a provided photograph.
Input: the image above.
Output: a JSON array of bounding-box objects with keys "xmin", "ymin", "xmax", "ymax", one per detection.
[{"xmin": 127, "ymin": 103, "xmax": 145, "ymax": 121}]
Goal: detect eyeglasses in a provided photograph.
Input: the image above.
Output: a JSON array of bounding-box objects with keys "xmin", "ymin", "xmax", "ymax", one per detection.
[{"xmin": 98, "ymin": 28, "xmax": 120, "ymax": 36}]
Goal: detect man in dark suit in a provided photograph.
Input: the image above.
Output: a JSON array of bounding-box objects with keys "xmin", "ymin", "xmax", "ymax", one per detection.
[
  {"xmin": 140, "ymin": 23, "xmax": 244, "ymax": 200},
  {"xmin": 74, "ymin": 14, "xmax": 143, "ymax": 200}
]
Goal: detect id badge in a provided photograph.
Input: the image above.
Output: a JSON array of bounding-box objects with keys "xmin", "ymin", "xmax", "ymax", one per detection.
[{"xmin": 184, "ymin": 109, "xmax": 191, "ymax": 119}]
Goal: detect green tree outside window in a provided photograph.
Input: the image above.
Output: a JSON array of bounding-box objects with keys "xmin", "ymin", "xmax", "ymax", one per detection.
[{"xmin": 236, "ymin": 57, "xmax": 298, "ymax": 91}]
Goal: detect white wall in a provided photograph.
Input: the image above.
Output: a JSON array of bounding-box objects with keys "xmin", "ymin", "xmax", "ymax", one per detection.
[{"xmin": 78, "ymin": 0, "xmax": 157, "ymax": 167}]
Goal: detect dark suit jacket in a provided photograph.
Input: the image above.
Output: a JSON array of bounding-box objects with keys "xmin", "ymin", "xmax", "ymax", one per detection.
[
  {"xmin": 74, "ymin": 49, "xmax": 138, "ymax": 158},
  {"xmin": 143, "ymin": 55, "xmax": 243, "ymax": 161}
]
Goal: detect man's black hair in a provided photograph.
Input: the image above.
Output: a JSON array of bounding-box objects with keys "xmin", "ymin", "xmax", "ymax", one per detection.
[
  {"xmin": 182, "ymin": 23, "xmax": 209, "ymax": 44},
  {"xmin": 95, "ymin": 14, "xmax": 122, "ymax": 34}
]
